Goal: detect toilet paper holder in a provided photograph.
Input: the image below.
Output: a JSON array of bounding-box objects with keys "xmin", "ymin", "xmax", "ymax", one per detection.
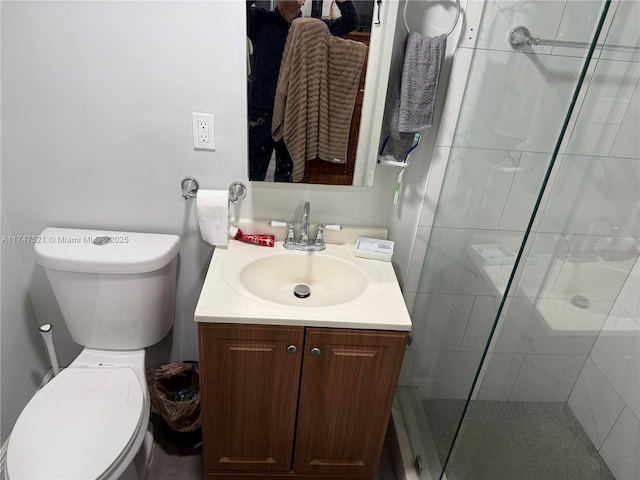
[
  {"xmin": 228, "ymin": 181, "xmax": 247, "ymax": 203},
  {"xmin": 180, "ymin": 178, "xmax": 247, "ymax": 203},
  {"xmin": 181, "ymin": 177, "xmax": 199, "ymax": 199}
]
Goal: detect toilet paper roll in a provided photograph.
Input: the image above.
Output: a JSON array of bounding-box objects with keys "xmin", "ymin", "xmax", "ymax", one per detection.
[{"xmin": 196, "ymin": 190, "xmax": 229, "ymax": 246}]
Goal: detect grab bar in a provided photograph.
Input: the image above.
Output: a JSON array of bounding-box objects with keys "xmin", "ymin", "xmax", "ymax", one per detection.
[
  {"xmin": 509, "ymin": 26, "xmax": 640, "ymax": 52},
  {"xmin": 403, "ymin": 0, "xmax": 462, "ymax": 36}
]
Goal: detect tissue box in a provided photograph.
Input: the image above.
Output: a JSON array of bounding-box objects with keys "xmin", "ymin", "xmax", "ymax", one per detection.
[{"xmin": 468, "ymin": 244, "xmax": 516, "ymax": 266}]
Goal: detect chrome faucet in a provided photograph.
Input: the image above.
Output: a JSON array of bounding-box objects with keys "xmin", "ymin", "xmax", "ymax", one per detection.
[{"xmin": 272, "ymin": 202, "xmax": 341, "ymax": 251}]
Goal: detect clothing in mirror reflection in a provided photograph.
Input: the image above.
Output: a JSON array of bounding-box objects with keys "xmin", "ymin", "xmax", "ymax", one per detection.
[{"xmin": 247, "ymin": 0, "xmax": 360, "ymax": 181}]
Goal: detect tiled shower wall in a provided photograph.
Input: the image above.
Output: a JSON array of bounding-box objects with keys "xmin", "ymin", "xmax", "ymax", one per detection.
[
  {"xmin": 568, "ymin": 258, "xmax": 640, "ymax": 479},
  {"xmin": 399, "ymin": 0, "xmax": 639, "ymax": 414}
]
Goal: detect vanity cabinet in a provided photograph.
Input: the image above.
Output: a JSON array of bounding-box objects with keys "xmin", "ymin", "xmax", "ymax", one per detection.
[{"xmin": 198, "ymin": 323, "xmax": 407, "ymax": 480}]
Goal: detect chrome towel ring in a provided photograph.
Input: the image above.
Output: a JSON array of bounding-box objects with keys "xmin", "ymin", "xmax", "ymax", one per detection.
[{"xmin": 403, "ymin": 0, "xmax": 462, "ymax": 36}]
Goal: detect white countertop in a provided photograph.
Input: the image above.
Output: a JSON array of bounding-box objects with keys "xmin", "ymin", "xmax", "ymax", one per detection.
[{"xmin": 194, "ymin": 226, "xmax": 412, "ymax": 332}]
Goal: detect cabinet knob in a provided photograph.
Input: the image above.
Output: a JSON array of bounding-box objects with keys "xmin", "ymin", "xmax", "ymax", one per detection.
[
  {"xmin": 286, "ymin": 345, "xmax": 297, "ymax": 354},
  {"xmin": 310, "ymin": 347, "xmax": 321, "ymax": 357}
]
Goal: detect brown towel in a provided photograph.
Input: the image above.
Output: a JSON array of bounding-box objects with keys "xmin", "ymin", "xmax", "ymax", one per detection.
[{"xmin": 272, "ymin": 18, "xmax": 366, "ymax": 182}]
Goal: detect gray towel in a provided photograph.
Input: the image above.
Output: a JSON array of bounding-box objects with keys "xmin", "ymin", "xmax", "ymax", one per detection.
[
  {"xmin": 382, "ymin": 32, "xmax": 447, "ymax": 160},
  {"xmin": 399, "ymin": 32, "xmax": 447, "ymax": 132}
]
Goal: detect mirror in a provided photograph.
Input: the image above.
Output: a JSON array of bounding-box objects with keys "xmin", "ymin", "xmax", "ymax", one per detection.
[{"xmin": 246, "ymin": 0, "xmax": 386, "ymax": 186}]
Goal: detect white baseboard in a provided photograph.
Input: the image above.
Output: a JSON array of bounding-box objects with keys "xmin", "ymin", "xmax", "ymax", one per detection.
[{"xmin": 391, "ymin": 395, "xmax": 424, "ymax": 480}]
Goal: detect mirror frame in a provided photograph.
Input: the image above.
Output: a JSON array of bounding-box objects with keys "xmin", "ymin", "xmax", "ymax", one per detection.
[
  {"xmin": 351, "ymin": 0, "xmax": 398, "ymax": 187},
  {"xmin": 242, "ymin": 0, "xmax": 399, "ymax": 187}
]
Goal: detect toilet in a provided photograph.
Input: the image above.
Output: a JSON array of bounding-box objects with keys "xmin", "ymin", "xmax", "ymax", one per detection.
[{"xmin": 5, "ymin": 227, "xmax": 180, "ymax": 480}]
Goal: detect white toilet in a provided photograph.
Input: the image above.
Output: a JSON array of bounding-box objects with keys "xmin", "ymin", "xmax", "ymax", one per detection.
[{"xmin": 5, "ymin": 227, "xmax": 180, "ymax": 480}]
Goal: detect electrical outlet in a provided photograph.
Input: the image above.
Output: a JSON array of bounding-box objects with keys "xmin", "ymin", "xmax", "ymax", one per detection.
[
  {"xmin": 192, "ymin": 113, "xmax": 215, "ymax": 150},
  {"xmin": 198, "ymin": 120, "xmax": 210, "ymax": 143}
]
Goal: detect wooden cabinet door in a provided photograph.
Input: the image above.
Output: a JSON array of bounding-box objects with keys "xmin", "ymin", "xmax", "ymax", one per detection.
[
  {"xmin": 293, "ymin": 328, "xmax": 407, "ymax": 476},
  {"xmin": 199, "ymin": 324, "xmax": 304, "ymax": 473}
]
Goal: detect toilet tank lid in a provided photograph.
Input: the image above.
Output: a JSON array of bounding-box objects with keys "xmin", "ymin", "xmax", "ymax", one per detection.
[{"xmin": 35, "ymin": 227, "xmax": 181, "ymax": 274}]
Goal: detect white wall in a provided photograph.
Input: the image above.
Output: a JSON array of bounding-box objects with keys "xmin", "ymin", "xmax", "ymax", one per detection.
[
  {"xmin": 2, "ymin": 0, "xmax": 249, "ymax": 368},
  {"xmin": 0, "ymin": 207, "xmax": 49, "ymax": 441},
  {"xmin": 384, "ymin": 0, "xmax": 477, "ymax": 290},
  {"xmin": 0, "ymin": 0, "xmax": 405, "ymax": 441}
]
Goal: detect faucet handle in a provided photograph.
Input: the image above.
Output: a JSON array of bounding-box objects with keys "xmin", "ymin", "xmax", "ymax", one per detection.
[
  {"xmin": 285, "ymin": 222, "xmax": 296, "ymax": 244},
  {"xmin": 315, "ymin": 224, "xmax": 326, "ymax": 245},
  {"xmin": 314, "ymin": 224, "xmax": 341, "ymax": 246},
  {"xmin": 270, "ymin": 220, "xmax": 296, "ymax": 244}
]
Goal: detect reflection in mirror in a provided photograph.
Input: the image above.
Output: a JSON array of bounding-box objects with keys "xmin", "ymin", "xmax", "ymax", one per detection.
[{"xmin": 247, "ymin": 0, "xmax": 375, "ymax": 185}]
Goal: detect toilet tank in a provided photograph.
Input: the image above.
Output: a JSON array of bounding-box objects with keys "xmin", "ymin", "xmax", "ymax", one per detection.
[{"xmin": 35, "ymin": 228, "xmax": 180, "ymax": 350}]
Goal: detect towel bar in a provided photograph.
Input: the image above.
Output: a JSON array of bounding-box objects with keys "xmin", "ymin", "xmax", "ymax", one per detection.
[
  {"xmin": 228, "ymin": 181, "xmax": 247, "ymax": 203},
  {"xmin": 509, "ymin": 25, "xmax": 640, "ymax": 52},
  {"xmin": 403, "ymin": 0, "xmax": 462, "ymax": 36}
]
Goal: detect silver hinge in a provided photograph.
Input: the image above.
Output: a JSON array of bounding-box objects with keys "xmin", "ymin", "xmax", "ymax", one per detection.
[{"xmin": 407, "ymin": 333, "xmax": 413, "ymax": 346}]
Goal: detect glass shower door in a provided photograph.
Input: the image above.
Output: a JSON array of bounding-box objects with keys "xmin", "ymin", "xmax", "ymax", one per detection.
[{"xmin": 398, "ymin": 0, "xmax": 640, "ymax": 479}]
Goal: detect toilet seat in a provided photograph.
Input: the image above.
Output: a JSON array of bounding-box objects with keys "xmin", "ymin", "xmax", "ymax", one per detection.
[{"xmin": 6, "ymin": 366, "xmax": 145, "ymax": 480}]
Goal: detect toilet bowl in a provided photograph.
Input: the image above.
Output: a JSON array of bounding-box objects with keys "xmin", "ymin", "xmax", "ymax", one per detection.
[
  {"xmin": 5, "ymin": 350, "xmax": 148, "ymax": 480},
  {"xmin": 5, "ymin": 228, "xmax": 180, "ymax": 480}
]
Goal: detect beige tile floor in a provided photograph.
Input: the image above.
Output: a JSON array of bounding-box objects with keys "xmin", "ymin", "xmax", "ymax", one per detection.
[{"xmin": 145, "ymin": 415, "xmax": 398, "ymax": 480}]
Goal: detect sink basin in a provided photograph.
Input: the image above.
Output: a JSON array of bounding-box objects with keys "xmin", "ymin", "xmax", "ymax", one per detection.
[
  {"xmin": 239, "ymin": 253, "xmax": 367, "ymax": 307},
  {"xmin": 195, "ymin": 225, "xmax": 412, "ymax": 331},
  {"xmin": 548, "ymin": 262, "xmax": 631, "ymax": 301},
  {"xmin": 475, "ymin": 254, "xmax": 636, "ymax": 336}
]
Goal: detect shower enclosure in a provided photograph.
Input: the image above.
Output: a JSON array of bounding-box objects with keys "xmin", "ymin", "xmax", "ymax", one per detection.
[{"xmin": 397, "ymin": 1, "xmax": 640, "ymax": 479}]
